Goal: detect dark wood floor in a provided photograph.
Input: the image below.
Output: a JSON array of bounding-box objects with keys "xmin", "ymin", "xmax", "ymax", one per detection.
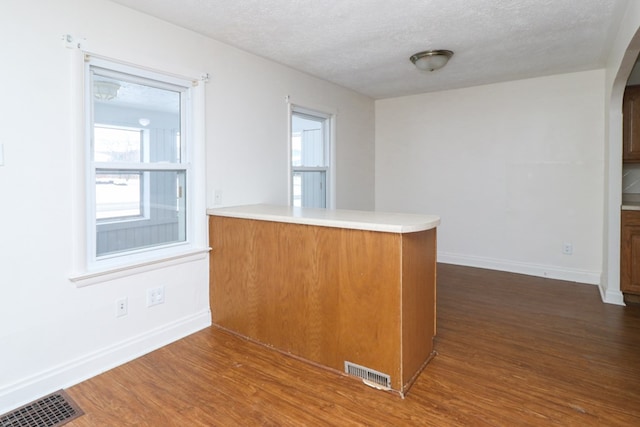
[{"xmin": 67, "ymin": 264, "xmax": 640, "ymax": 426}]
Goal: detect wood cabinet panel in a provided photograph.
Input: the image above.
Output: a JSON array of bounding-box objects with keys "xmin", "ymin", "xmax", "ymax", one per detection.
[
  {"xmin": 209, "ymin": 215, "xmax": 436, "ymax": 395},
  {"xmin": 620, "ymin": 211, "xmax": 640, "ymax": 295},
  {"xmin": 401, "ymin": 229, "xmax": 437, "ymax": 387},
  {"xmin": 623, "ymin": 85, "xmax": 640, "ymax": 162}
]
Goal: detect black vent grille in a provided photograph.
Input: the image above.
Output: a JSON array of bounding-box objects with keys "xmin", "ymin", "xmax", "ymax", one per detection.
[{"xmin": 1, "ymin": 390, "xmax": 84, "ymax": 427}]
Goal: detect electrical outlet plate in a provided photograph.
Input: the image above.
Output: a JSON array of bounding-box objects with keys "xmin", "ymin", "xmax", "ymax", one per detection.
[
  {"xmin": 214, "ymin": 189, "xmax": 223, "ymax": 205},
  {"xmin": 562, "ymin": 242, "xmax": 573, "ymax": 255},
  {"xmin": 147, "ymin": 286, "xmax": 165, "ymax": 307},
  {"xmin": 116, "ymin": 298, "xmax": 128, "ymax": 317}
]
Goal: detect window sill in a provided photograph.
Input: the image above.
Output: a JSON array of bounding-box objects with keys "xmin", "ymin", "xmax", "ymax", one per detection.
[{"xmin": 69, "ymin": 247, "xmax": 210, "ymax": 287}]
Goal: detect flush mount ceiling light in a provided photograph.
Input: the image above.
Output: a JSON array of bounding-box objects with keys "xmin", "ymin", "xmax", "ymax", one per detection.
[
  {"xmin": 410, "ymin": 49, "xmax": 454, "ymax": 72},
  {"xmin": 93, "ymin": 81, "xmax": 121, "ymax": 100}
]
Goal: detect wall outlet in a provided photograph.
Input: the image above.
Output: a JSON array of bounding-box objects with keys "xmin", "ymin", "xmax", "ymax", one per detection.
[
  {"xmin": 147, "ymin": 286, "xmax": 165, "ymax": 307},
  {"xmin": 116, "ymin": 297, "xmax": 128, "ymax": 317},
  {"xmin": 562, "ymin": 242, "xmax": 573, "ymax": 255}
]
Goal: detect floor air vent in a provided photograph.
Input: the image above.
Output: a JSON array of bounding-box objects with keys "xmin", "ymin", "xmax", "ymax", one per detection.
[
  {"xmin": 344, "ymin": 361, "xmax": 391, "ymax": 389},
  {"xmin": 0, "ymin": 390, "xmax": 84, "ymax": 427}
]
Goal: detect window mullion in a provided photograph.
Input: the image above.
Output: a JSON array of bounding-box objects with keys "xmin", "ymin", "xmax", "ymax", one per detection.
[
  {"xmin": 292, "ymin": 166, "xmax": 328, "ymax": 172},
  {"xmin": 94, "ymin": 162, "xmax": 187, "ymax": 171}
]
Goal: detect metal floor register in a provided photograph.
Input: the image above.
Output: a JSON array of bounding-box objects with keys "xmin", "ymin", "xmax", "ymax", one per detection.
[{"xmin": 0, "ymin": 390, "xmax": 84, "ymax": 427}]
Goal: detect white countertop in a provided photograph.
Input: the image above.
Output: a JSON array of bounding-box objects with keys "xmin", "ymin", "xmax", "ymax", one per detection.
[
  {"xmin": 621, "ymin": 195, "xmax": 640, "ymax": 211},
  {"xmin": 207, "ymin": 204, "xmax": 440, "ymax": 233}
]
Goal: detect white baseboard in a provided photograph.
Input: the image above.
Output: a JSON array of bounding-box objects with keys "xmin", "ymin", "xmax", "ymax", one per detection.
[
  {"xmin": 0, "ymin": 310, "xmax": 211, "ymax": 415},
  {"xmin": 599, "ymin": 285, "xmax": 626, "ymax": 306},
  {"xmin": 437, "ymin": 251, "xmax": 602, "ymax": 286}
]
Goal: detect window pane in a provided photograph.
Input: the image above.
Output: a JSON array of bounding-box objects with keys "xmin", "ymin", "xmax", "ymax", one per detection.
[
  {"xmin": 293, "ymin": 171, "xmax": 326, "ymax": 208},
  {"xmin": 92, "ymin": 75, "xmax": 182, "ymax": 163},
  {"xmin": 96, "ymin": 170, "xmax": 186, "ymax": 257},
  {"xmin": 96, "ymin": 171, "xmax": 141, "ymax": 219},
  {"xmin": 94, "ymin": 127, "xmax": 141, "ymax": 163},
  {"xmin": 292, "ymin": 173, "xmax": 302, "ymax": 207},
  {"xmin": 292, "ymin": 114, "xmax": 325, "ymax": 167}
]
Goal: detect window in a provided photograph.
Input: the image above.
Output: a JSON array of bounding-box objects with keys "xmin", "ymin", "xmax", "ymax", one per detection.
[
  {"xmin": 290, "ymin": 108, "xmax": 332, "ymax": 208},
  {"xmin": 86, "ymin": 57, "xmax": 190, "ymax": 263}
]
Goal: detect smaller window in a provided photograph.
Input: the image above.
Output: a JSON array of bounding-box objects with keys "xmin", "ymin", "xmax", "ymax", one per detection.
[{"xmin": 291, "ymin": 108, "xmax": 332, "ymax": 208}]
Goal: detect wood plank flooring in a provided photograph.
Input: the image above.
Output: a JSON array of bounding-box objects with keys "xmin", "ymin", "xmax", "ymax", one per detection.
[{"xmin": 66, "ymin": 264, "xmax": 640, "ymax": 426}]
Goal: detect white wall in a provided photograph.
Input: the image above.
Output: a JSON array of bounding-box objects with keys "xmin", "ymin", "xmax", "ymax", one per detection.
[
  {"xmin": 376, "ymin": 70, "xmax": 605, "ymax": 284},
  {"xmin": 0, "ymin": 0, "xmax": 374, "ymax": 413},
  {"xmin": 205, "ymin": 37, "xmax": 375, "ymax": 210}
]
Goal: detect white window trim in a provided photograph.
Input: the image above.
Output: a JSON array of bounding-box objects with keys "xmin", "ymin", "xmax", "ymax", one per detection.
[
  {"xmin": 69, "ymin": 51, "xmax": 208, "ymax": 286},
  {"xmin": 69, "ymin": 248, "xmax": 210, "ymax": 288},
  {"xmin": 287, "ymin": 101, "xmax": 336, "ymax": 209}
]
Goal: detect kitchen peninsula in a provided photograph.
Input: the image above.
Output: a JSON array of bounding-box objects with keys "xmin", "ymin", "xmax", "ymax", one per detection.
[{"xmin": 207, "ymin": 204, "xmax": 440, "ymax": 396}]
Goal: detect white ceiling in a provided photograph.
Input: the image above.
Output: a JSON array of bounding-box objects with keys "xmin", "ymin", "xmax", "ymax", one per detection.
[{"xmin": 109, "ymin": 0, "xmax": 630, "ymax": 99}]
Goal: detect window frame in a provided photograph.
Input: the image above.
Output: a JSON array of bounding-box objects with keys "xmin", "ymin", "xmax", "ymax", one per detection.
[
  {"xmin": 289, "ymin": 104, "xmax": 335, "ymax": 208},
  {"xmin": 84, "ymin": 56, "xmax": 194, "ymax": 270}
]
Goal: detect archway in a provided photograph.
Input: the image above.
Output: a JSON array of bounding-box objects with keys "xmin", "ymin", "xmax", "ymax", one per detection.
[{"xmin": 604, "ymin": 23, "xmax": 640, "ymax": 305}]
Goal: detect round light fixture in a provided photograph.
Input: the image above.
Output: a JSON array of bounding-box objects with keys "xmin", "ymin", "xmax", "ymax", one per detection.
[
  {"xmin": 410, "ymin": 50, "xmax": 454, "ymax": 72},
  {"xmin": 93, "ymin": 81, "xmax": 121, "ymax": 100}
]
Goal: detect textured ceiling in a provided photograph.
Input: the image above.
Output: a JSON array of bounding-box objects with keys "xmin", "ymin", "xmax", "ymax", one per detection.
[{"xmin": 109, "ymin": 0, "xmax": 630, "ymax": 99}]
